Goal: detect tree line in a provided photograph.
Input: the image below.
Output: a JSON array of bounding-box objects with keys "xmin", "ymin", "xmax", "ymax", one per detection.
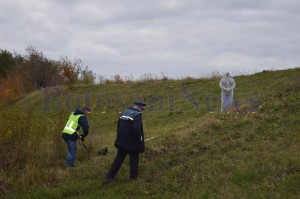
[{"xmin": 0, "ymin": 46, "xmax": 96, "ymax": 103}]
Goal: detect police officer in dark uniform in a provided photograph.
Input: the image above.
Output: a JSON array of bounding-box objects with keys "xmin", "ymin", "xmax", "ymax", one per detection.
[{"xmin": 103, "ymin": 102, "xmax": 146, "ymax": 184}]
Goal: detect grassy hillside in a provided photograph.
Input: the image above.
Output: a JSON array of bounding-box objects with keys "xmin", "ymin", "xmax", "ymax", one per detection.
[{"xmin": 1, "ymin": 68, "xmax": 299, "ymax": 199}]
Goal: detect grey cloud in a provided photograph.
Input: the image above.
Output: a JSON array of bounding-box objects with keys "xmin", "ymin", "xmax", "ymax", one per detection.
[{"xmin": 1, "ymin": 0, "xmax": 299, "ymax": 78}]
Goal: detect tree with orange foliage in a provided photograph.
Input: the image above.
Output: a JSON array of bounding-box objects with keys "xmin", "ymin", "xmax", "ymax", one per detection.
[
  {"xmin": 60, "ymin": 56, "xmax": 82, "ymax": 89},
  {"xmin": 0, "ymin": 71, "xmax": 23, "ymax": 102}
]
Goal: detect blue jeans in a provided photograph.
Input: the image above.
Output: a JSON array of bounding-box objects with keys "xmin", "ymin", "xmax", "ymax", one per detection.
[{"xmin": 65, "ymin": 139, "xmax": 77, "ymax": 168}]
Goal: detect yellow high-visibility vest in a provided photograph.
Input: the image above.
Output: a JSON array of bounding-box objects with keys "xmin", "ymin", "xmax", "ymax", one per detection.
[{"xmin": 63, "ymin": 113, "xmax": 84, "ymax": 135}]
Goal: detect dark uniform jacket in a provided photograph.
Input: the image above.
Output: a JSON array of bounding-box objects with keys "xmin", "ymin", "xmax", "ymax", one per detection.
[{"xmin": 114, "ymin": 108, "xmax": 145, "ymax": 153}]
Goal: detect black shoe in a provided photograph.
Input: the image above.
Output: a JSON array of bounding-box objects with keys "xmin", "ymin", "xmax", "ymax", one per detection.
[
  {"xmin": 98, "ymin": 147, "xmax": 108, "ymax": 156},
  {"xmin": 102, "ymin": 179, "xmax": 111, "ymax": 186},
  {"xmin": 129, "ymin": 177, "xmax": 137, "ymax": 182}
]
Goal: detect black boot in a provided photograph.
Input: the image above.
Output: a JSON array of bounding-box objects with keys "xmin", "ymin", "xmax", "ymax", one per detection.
[{"xmin": 102, "ymin": 178, "xmax": 112, "ymax": 186}]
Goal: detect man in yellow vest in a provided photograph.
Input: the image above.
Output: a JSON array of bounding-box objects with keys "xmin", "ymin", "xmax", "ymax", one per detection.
[{"xmin": 62, "ymin": 106, "xmax": 91, "ymax": 168}]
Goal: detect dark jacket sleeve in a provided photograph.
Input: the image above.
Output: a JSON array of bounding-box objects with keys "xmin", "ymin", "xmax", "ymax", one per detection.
[
  {"xmin": 78, "ymin": 116, "xmax": 89, "ymax": 137},
  {"xmin": 132, "ymin": 113, "xmax": 144, "ymax": 142},
  {"xmin": 117, "ymin": 118, "xmax": 121, "ymax": 132}
]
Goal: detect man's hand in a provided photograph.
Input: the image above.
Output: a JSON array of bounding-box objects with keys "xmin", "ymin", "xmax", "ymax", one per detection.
[{"xmin": 78, "ymin": 135, "xmax": 85, "ymax": 142}]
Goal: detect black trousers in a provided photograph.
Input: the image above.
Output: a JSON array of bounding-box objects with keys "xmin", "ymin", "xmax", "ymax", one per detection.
[{"xmin": 106, "ymin": 147, "xmax": 140, "ymax": 180}]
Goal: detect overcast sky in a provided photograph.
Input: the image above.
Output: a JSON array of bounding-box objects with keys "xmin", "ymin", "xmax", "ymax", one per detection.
[{"xmin": 1, "ymin": 0, "xmax": 300, "ymax": 79}]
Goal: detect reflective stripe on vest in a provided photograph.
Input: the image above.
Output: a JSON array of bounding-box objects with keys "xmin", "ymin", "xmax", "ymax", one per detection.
[{"xmin": 63, "ymin": 113, "xmax": 84, "ymax": 134}]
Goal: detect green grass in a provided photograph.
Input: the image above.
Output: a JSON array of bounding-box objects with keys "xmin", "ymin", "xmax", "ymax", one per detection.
[{"xmin": 1, "ymin": 68, "xmax": 300, "ymax": 199}]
